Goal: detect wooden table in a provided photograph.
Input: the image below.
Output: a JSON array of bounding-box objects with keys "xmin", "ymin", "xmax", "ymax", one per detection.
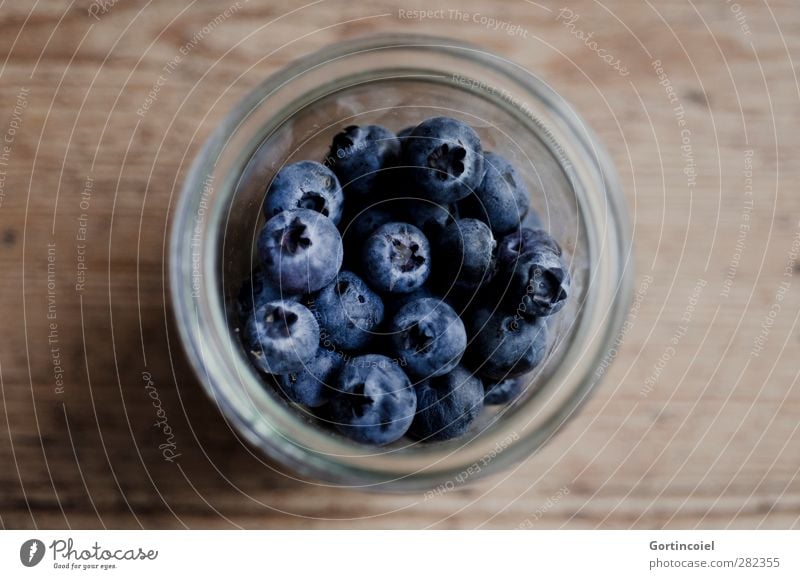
[{"xmin": 1, "ymin": 0, "xmax": 798, "ymax": 529}]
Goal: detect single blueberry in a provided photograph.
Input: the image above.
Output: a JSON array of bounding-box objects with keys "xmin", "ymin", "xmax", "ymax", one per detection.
[
  {"xmin": 409, "ymin": 365, "xmax": 484, "ymax": 441},
  {"xmin": 467, "ymin": 308, "xmax": 548, "ymax": 380},
  {"xmin": 435, "ymin": 218, "xmax": 496, "ymax": 293},
  {"xmin": 311, "ymin": 271, "xmax": 384, "ymax": 351},
  {"xmin": 460, "ymin": 151, "xmax": 530, "ymax": 236},
  {"xmin": 329, "ymin": 354, "xmax": 416, "ymax": 445},
  {"xmin": 326, "ymin": 125, "xmax": 400, "ymax": 198},
  {"xmin": 263, "ymin": 161, "xmax": 344, "ymax": 225},
  {"xmin": 244, "ymin": 300, "xmax": 320, "ymax": 375},
  {"xmin": 403, "ymin": 116, "xmax": 485, "ymax": 203},
  {"xmin": 484, "ymin": 377, "xmax": 525, "ymax": 405},
  {"xmin": 362, "ymin": 222, "xmax": 431, "ymax": 294},
  {"xmin": 390, "ymin": 297, "xmax": 467, "ymax": 379},
  {"xmin": 277, "ymin": 347, "xmax": 344, "ymax": 407},
  {"xmin": 258, "ymin": 209, "xmax": 343, "ymax": 295}
]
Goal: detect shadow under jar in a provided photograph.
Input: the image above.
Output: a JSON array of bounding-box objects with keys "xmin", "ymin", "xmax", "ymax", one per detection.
[{"xmin": 170, "ymin": 35, "xmax": 632, "ymax": 492}]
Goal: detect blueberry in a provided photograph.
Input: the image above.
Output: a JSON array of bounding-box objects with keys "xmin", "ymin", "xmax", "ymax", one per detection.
[
  {"xmin": 312, "ymin": 271, "xmax": 384, "ymax": 351},
  {"xmin": 467, "ymin": 308, "xmax": 548, "ymax": 380},
  {"xmin": 403, "ymin": 200, "xmax": 459, "ymax": 240},
  {"xmin": 244, "ymin": 300, "xmax": 320, "ymax": 375},
  {"xmin": 277, "ymin": 348, "xmax": 344, "ymax": 407},
  {"xmin": 263, "ymin": 161, "xmax": 344, "ymax": 225},
  {"xmin": 326, "ymin": 125, "xmax": 400, "ymax": 198},
  {"xmin": 362, "ymin": 222, "xmax": 430, "ymax": 294},
  {"xmin": 496, "ymin": 230, "xmax": 570, "ymax": 318},
  {"xmin": 409, "ymin": 365, "xmax": 484, "ymax": 441},
  {"xmin": 390, "ymin": 297, "xmax": 467, "ymax": 379},
  {"xmin": 236, "ymin": 267, "xmax": 297, "ymax": 322},
  {"xmin": 403, "ymin": 117, "xmax": 485, "ymax": 203},
  {"xmin": 435, "ymin": 218, "xmax": 496, "ymax": 293},
  {"xmin": 258, "ymin": 209, "xmax": 343, "ymax": 295},
  {"xmin": 460, "ymin": 152, "xmax": 530, "ymax": 235},
  {"xmin": 484, "ymin": 377, "xmax": 524, "ymax": 405},
  {"xmin": 497, "ymin": 227, "xmax": 561, "ymax": 268},
  {"xmin": 329, "ymin": 354, "xmax": 416, "ymax": 445}
]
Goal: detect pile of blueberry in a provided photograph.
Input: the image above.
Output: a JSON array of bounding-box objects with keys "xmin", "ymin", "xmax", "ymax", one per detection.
[{"xmin": 237, "ymin": 116, "xmax": 571, "ymax": 446}]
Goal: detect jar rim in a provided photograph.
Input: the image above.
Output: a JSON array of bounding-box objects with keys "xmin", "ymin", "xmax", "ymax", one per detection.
[{"xmin": 170, "ymin": 33, "xmax": 633, "ymax": 491}]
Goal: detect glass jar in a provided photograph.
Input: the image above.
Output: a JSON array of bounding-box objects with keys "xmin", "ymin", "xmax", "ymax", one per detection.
[{"xmin": 170, "ymin": 34, "xmax": 632, "ymax": 491}]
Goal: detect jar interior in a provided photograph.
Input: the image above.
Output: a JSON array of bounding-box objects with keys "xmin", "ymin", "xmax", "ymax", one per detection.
[{"xmin": 218, "ymin": 76, "xmax": 589, "ymax": 455}]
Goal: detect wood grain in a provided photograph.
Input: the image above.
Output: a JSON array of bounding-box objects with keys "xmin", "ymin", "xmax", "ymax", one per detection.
[{"xmin": 0, "ymin": 0, "xmax": 798, "ymax": 529}]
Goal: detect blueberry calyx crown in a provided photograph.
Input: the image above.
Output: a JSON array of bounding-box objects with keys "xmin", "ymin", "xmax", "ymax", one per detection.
[
  {"xmin": 388, "ymin": 234, "xmax": 426, "ymax": 273},
  {"xmin": 527, "ymin": 264, "xmax": 568, "ymax": 304},
  {"xmin": 386, "ymin": 235, "xmax": 425, "ymax": 273},
  {"xmin": 427, "ymin": 142, "xmax": 466, "ymax": 181},
  {"xmin": 403, "ymin": 321, "xmax": 435, "ymax": 354},
  {"xmin": 297, "ymin": 191, "xmax": 329, "ymax": 216},
  {"xmin": 263, "ymin": 305, "xmax": 297, "ymax": 339},
  {"xmin": 277, "ymin": 216, "xmax": 312, "ymax": 254},
  {"xmin": 338, "ymin": 280, "xmax": 367, "ymax": 305},
  {"xmin": 344, "ymin": 381, "xmax": 373, "ymax": 418}
]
